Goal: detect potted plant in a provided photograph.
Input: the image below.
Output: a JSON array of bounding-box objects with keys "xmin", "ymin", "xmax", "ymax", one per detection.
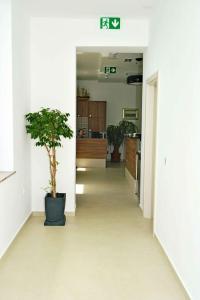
[
  {"xmin": 107, "ymin": 121, "xmax": 137, "ymax": 162},
  {"xmin": 25, "ymin": 108, "xmax": 73, "ymax": 226},
  {"xmin": 107, "ymin": 125, "xmax": 124, "ymax": 162},
  {"xmin": 119, "ymin": 120, "xmax": 138, "ymax": 136}
]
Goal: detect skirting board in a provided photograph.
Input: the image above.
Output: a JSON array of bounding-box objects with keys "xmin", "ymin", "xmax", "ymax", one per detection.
[
  {"xmin": 0, "ymin": 212, "xmax": 32, "ymax": 259},
  {"xmin": 32, "ymin": 211, "xmax": 76, "ymax": 217},
  {"xmin": 125, "ymin": 167, "xmax": 137, "ymax": 192},
  {"xmin": 154, "ymin": 232, "xmax": 191, "ymax": 300},
  {"xmin": 76, "ymin": 158, "xmax": 106, "ymax": 168}
]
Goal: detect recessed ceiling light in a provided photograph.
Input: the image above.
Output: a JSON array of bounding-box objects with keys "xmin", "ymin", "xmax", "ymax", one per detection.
[{"xmin": 124, "ymin": 58, "xmax": 132, "ymax": 62}]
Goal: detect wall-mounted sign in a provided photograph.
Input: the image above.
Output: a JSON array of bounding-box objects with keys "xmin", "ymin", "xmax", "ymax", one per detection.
[
  {"xmin": 100, "ymin": 17, "xmax": 120, "ymax": 30},
  {"xmin": 104, "ymin": 66, "xmax": 117, "ymax": 74}
]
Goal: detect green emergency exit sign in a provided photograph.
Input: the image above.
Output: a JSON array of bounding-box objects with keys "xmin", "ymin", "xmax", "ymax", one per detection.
[
  {"xmin": 104, "ymin": 66, "xmax": 117, "ymax": 74},
  {"xmin": 100, "ymin": 17, "xmax": 120, "ymax": 30}
]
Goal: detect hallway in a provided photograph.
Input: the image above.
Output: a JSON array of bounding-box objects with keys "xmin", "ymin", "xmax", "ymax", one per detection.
[{"xmin": 0, "ymin": 166, "xmax": 189, "ymax": 300}]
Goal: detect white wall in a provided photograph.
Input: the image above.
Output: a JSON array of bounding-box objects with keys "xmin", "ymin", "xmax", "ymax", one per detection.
[
  {"xmin": 142, "ymin": 0, "xmax": 200, "ymax": 298},
  {"xmin": 31, "ymin": 18, "xmax": 148, "ymax": 212},
  {"xmin": 77, "ymin": 80, "xmax": 141, "ymax": 127},
  {"xmin": 0, "ymin": 0, "xmax": 31, "ymax": 258},
  {"xmin": 0, "ymin": 0, "xmax": 13, "ymax": 171}
]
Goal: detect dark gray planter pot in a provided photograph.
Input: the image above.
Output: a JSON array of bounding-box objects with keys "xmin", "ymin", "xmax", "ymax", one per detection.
[{"xmin": 44, "ymin": 193, "xmax": 66, "ymax": 226}]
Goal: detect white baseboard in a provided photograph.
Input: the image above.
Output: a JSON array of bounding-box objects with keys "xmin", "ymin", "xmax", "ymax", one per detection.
[
  {"xmin": 125, "ymin": 168, "xmax": 137, "ymax": 191},
  {"xmin": 125, "ymin": 167, "xmax": 134, "ymax": 184},
  {"xmin": 0, "ymin": 211, "xmax": 32, "ymax": 259},
  {"xmin": 155, "ymin": 232, "xmax": 192, "ymax": 300},
  {"xmin": 0, "ymin": 210, "xmax": 76, "ymax": 259}
]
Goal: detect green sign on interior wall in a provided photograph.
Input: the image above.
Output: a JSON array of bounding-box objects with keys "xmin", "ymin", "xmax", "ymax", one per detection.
[
  {"xmin": 104, "ymin": 67, "xmax": 117, "ymax": 74},
  {"xmin": 100, "ymin": 17, "xmax": 120, "ymax": 30}
]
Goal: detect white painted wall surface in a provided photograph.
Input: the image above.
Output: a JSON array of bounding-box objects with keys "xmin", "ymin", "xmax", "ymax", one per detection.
[
  {"xmin": 30, "ymin": 18, "xmax": 148, "ymax": 212},
  {"xmin": 77, "ymin": 80, "xmax": 140, "ymax": 126},
  {"xmin": 0, "ymin": 1, "xmax": 31, "ymax": 258},
  {"xmin": 142, "ymin": 0, "xmax": 200, "ymax": 298},
  {"xmin": 0, "ymin": 0, "xmax": 13, "ymax": 171}
]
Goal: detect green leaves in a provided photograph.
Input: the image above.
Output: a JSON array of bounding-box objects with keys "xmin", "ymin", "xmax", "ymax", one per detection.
[
  {"xmin": 107, "ymin": 125, "xmax": 124, "ymax": 147},
  {"xmin": 25, "ymin": 108, "xmax": 73, "ymax": 149},
  {"xmin": 119, "ymin": 120, "xmax": 138, "ymax": 135},
  {"xmin": 107, "ymin": 120, "xmax": 137, "ymax": 148},
  {"xmin": 25, "ymin": 108, "xmax": 74, "ymax": 197}
]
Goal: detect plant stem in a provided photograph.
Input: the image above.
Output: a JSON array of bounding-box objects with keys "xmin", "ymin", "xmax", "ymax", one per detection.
[
  {"xmin": 45, "ymin": 145, "xmax": 56, "ymax": 198},
  {"xmin": 51, "ymin": 147, "xmax": 56, "ymax": 198}
]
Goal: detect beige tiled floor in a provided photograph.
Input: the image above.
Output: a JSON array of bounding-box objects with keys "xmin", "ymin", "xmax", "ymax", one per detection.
[{"xmin": 0, "ymin": 165, "xmax": 189, "ymax": 300}]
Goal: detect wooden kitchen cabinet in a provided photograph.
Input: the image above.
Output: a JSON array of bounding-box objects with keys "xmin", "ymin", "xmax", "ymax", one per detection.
[
  {"xmin": 77, "ymin": 99, "xmax": 106, "ymax": 131},
  {"xmin": 77, "ymin": 100, "xmax": 88, "ymax": 117},
  {"xmin": 88, "ymin": 101, "xmax": 98, "ymax": 117},
  {"xmin": 98, "ymin": 101, "xmax": 106, "ymax": 132},
  {"xmin": 88, "ymin": 101, "xmax": 106, "ymax": 132}
]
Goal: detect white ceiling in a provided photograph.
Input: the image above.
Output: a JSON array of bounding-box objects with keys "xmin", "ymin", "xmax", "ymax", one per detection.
[
  {"xmin": 17, "ymin": 0, "xmax": 155, "ymax": 19},
  {"xmin": 77, "ymin": 48, "xmax": 143, "ymax": 82}
]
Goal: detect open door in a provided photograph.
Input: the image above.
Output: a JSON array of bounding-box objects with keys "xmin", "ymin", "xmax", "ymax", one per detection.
[{"xmin": 142, "ymin": 73, "xmax": 158, "ymax": 231}]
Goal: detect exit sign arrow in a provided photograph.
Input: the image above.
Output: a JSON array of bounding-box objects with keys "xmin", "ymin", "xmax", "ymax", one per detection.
[
  {"xmin": 111, "ymin": 19, "xmax": 119, "ymax": 28},
  {"xmin": 104, "ymin": 66, "xmax": 117, "ymax": 74},
  {"xmin": 100, "ymin": 17, "xmax": 120, "ymax": 30}
]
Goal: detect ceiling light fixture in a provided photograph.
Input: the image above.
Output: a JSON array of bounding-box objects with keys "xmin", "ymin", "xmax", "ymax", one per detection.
[
  {"xmin": 124, "ymin": 58, "xmax": 132, "ymax": 62},
  {"xmin": 127, "ymin": 75, "xmax": 143, "ymax": 85},
  {"xmin": 135, "ymin": 57, "xmax": 143, "ymax": 62}
]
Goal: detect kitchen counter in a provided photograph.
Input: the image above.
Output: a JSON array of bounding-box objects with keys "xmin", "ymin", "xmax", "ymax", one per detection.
[
  {"xmin": 125, "ymin": 137, "xmax": 139, "ymax": 179},
  {"xmin": 77, "ymin": 138, "xmax": 107, "ymax": 159},
  {"xmin": 125, "ymin": 133, "xmax": 141, "ymax": 140},
  {"xmin": 76, "ymin": 138, "xmax": 107, "ymax": 168},
  {"xmin": 124, "ymin": 137, "xmax": 141, "ymax": 197}
]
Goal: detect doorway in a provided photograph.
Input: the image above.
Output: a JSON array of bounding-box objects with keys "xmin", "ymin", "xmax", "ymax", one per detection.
[
  {"xmin": 75, "ymin": 47, "xmax": 143, "ymax": 208},
  {"xmin": 142, "ymin": 72, "xmax": 158, "ymax": 230}
]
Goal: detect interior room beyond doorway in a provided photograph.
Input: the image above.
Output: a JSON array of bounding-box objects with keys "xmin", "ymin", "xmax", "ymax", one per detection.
[{"xmin": 76, "ymin": 46, "xmax": 143, "ymax": 206}]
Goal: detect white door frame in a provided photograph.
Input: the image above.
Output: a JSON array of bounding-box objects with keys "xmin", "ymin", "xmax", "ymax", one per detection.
[{"xmin": 141, "ymin": 72, "xmax": 159, "ymax": 230}]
